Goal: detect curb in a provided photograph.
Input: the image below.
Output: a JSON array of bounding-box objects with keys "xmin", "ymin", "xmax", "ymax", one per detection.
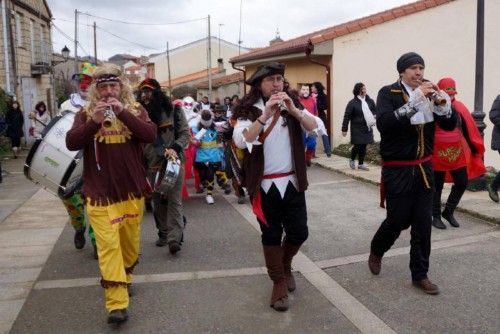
[{"xmin": 313, "ymin": 161, "xmax": 500, "ymax": 225}]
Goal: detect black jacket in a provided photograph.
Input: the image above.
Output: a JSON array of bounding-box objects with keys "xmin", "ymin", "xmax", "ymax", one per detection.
[
  {"xmin": 342, "ymin": 96, "xmax": 376, "ymax": 145},
  {"xmin": 489, "ymin": 94, "xmax": 500, "ymax": 151},
  {"xmin": 376, "ymin": 81, "xmax": 457, "ymax": 195},
  {"xmin": 5, "ymin": 108, "xmax": 24, "ymax": 139}
]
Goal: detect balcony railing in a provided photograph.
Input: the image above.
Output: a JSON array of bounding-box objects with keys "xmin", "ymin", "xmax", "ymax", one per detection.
[{"xmin": 31, "ymin": 41, "xmax": 52, "ymax": 76}]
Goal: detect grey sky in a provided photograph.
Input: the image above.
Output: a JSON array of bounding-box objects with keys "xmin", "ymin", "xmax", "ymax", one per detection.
[{"xmin": 47, "ymin": 0, "xmax": 415, "ymax": 60}]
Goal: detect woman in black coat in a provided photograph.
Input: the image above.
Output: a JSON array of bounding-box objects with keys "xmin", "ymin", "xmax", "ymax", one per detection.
[
  {"xmin": 487, "ymin": 94, "xmax": 500, "ymax": 202},
  {"xmin": 5, "ymin": 101, "xmax": 24, "ymax": 158},
  {"xmin": 342, "ymin": 82, "xmax": 376, "ymax": 170}
]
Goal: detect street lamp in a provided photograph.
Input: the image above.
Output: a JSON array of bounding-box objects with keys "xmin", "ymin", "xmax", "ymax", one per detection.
[{"xmin": 61, "ymin": 45, "xmax": 70, "ymax": 61}]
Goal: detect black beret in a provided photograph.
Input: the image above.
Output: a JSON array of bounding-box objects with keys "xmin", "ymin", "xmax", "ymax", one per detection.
[
  {"xmin": 245, "ymin": 62, "xmax": 285, "ymax": 86},
  {"xmin": 397, "ymin": 52, "xmax": 425, "ymax": 73}
]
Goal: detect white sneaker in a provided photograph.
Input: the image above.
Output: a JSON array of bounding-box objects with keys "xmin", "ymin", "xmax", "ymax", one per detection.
[
  {"xmin": 349, "ymin": 160, "xmax": 356, "ymax": 170},
  {"xmin": 206, "ymin": 195, "xmax": 215, "ymax": 204}
]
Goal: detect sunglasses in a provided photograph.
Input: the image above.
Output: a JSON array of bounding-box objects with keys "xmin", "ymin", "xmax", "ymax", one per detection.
[{"xmin": 184, "ymin": 102, "xmax": 193, "ymax": 107}]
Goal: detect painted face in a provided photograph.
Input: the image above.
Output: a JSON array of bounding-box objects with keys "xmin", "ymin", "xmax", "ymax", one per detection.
[
  {"xmin": 78, "ymin": 75, "xmax": 92, "ymax": 100},
  {"xmin": 182, "ymin": 96, "xmax": 195, "ymax": 113},
  {"xmin": 400, "ymin": 64, "xmax": 424, "ymax": 89},
  {"xmin": 97, "ymin": 81, "xmax": 121, "ymax": 100},
  {"xmin": 259, "ymin": 74, "xmax": 284, "ymax": 98},
  {"xmin": 300, "ymin": 85, "xmax": 310, "ymax": 98}
]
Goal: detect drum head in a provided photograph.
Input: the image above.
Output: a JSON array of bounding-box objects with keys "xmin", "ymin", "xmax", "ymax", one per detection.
[{"xmin": 24, "ymin": 111, "xmax": 83, "ymax": 198}]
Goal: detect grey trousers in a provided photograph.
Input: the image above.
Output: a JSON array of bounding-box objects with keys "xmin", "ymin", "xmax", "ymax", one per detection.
[{"xmin": 152, "ymin": 165, "xmax": 185, "ymax": 243}]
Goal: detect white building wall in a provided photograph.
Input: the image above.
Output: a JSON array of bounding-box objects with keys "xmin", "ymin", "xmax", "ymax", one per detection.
[
  {"xmin": 331, "ymin": 0, "xmax": 499, "ymax": 167},
  {"xmin": 152, "ymin": 38, "xmax": 247, "ymax": 83}
]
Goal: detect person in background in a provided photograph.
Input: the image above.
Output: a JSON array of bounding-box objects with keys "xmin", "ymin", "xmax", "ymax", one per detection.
[
  {"xmin": 312, "ymin": 82, "xmax": 332, "ymax": 157},
  {"xmin": 59, "ymin": 62, "xmax": 97, "ymax": 255},
  {"xmin": 30, "ymin": 101, "xmax": 50, "ymax": 139},
  {"xmin": 487, "ymin": 94, "xmax": 500, "ymax": 203},
  {"xmin": 431, "ymin": 77, "xmax": 486, "ymax": 229},
  {"xmin": 5, "ymin": 101, "xmax": 24, "ymax": 159},
  {"xmin": 342, "ymin": 83, "xmax": 376, "ymax": 171},
  {"xmin": 299, "ymin": 84, "xmax": 318, "ymax": 165}
]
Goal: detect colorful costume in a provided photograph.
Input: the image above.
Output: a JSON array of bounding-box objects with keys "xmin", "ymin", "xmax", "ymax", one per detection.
[
  {"xmin": 60, "ymin": 63, "xmax": 97, "ymax": 251},
  {"xmin": 431, "ymin": 77, "xmax": 486, "ymax": 228},
  {"xmin": 66, "ymin": 64, "xmax": 156, "ymax": 322}
]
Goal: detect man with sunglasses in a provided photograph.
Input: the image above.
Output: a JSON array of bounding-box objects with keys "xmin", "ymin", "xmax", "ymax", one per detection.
[{"xmin": 232, "ymin": 62, "xmax": 317, "ymax": 312}]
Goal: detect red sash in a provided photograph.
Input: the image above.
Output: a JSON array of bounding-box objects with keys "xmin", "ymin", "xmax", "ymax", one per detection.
[
  {"xmin": 379, "ymin": 156, "xmax": 431, "ymax": 208},
  {"xmin": 252, "ymin": 171, "xmax": 295, "ymax": 226}
]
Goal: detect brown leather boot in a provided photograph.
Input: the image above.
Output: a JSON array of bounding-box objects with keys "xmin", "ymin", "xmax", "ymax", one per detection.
[
  {"xmin": 412, "ymin": 278, "xmax": 440, "ymax": 295},
  {"xmin": 282, "ymin": 240, "xmax": 301, "ymax": 292},
  {"xmin": 263, "ymin": 245, "xmax": 289, "ymax": 312},
  {"xmin": 368, "ymin": 252, "xmax": 382, "ymax": 275}
]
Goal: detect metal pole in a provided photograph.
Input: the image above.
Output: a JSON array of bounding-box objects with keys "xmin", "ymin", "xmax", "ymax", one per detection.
[
  {"xmin": 207, "ymin": 15, "xmax": 212, "ymax": 102},
  {"xmin": 167, "ymin": 41, "xmax": 172, "ymax": 98},
  {"xmin": 2, "ymin": 0, "xmax": 11, "ymax": 93},
  {"xmin": 93, "ymin": 21, "xmax": 97, "ymax": 65},
  {"xmin": 472, "ymin": 0, "xmax": 485, "ymax": 136},
  {"xmin": 238, "ymin": 0, "xmax": 243, "ymax": 55},
  {"xmin": 74, "ymin": 9, "xmax": 78, "ymax": 75}
]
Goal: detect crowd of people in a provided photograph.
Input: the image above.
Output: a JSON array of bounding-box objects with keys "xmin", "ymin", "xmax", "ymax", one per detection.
[{"xmin": 2, "ymin": 51, "xmax": 498, "ymax": 325}]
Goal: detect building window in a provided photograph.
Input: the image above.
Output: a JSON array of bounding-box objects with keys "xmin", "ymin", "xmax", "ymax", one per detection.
[
  {"xmin": 15, "ymin": 12, "xmax": 23, "ymax": 47},
  {"xmin": 29, "ymin": 19, "xmax": 35, "ymax": 62}
]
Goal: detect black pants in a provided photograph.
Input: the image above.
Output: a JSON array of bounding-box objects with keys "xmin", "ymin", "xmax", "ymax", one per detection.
[
  {"xmin": 492, "ymin": 151, "xmax": 500, "ymax": 191},
  {"xmin": 258, "ymin": 182, "xmax": 308, "ymax": 246},
  {"xmin": 433, "ymin": 167, "xmax": 467, "ymax": 217},
  {"xmin": 371, "ymin": 171, "xmax": 432, "ymax": 281},
  {"xmin": 351, "ymin": 144, "xmax": 367, "ymax": 164},
  {"xmin": 194, "ymin": 161, "xmax": 222, "ymax": 195}
]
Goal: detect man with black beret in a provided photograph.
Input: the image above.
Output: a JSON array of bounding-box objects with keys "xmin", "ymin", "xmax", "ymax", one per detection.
[
  {"xmin": 232, "ymin": 62, "xmax": 317, "ymax": 311},
  {"xmin": 368, "ymin": 52, "xmax": 457, "ymax": 295}
]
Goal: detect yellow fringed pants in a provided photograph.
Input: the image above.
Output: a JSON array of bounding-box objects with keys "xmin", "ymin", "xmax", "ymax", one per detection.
[{"xmin": 86, "ymin": 197, "xmax": 144, "ymax": 313}]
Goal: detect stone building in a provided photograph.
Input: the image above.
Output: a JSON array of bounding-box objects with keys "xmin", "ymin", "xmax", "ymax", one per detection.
[{"xmin": 1, "ymin": 0, "xmax": 53, "ymax": 142}]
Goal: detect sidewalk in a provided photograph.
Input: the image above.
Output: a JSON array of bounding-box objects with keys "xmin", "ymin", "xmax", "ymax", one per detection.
[{"xmin": 313, "ymin": 154, "xmax": 500, "ymax": 224}]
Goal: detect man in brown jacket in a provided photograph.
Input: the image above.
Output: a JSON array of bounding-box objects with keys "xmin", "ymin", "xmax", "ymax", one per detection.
[
  {"xmin": 232, "ymin": 62, "xmax": 317, "ymax": 312},
  {"xmin": 66, "ymin": 64, "xmax": 156, "ymax": 325}
]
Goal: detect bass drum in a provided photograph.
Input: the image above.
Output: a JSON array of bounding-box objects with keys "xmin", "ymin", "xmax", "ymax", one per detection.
[{"xmin": 24, "ymin": 110, "xmax": 83, "ymax": 198}]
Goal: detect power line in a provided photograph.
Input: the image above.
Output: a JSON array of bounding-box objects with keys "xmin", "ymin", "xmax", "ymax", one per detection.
[
  {"xmin": 96, "ymin": 26, "xmax": 162, "ymax": 51},
  {"xmin": 51, "ymin": 23, "xmax": 91, "ymax": 57},
  {"xmin": 78, "ymin": 12, "xmax": 206, "ymax": 26}
]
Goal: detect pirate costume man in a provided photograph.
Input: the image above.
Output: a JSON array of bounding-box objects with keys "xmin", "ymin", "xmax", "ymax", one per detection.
[
  {"xmin": 66, "ymin": 64, "xmax": 156, "ymax": 324},
  {"xmin": 369, "ymin": 52, "xmax": 457, "ymax": 295},
  {"xmin": 232, "ymin": 62, "xmax": 317, "ymax": 312}
]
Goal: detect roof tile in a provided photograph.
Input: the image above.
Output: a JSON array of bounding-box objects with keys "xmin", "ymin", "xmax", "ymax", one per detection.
[{"xmin": 230, "ymin": 0, "xmax": 454, "ymax": 63}]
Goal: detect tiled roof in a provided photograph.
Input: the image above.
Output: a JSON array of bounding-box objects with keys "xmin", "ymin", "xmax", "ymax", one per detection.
[
  {"xmin": 159, "ymin": 68, "xmax": 221, "ymax": 88},
  {"xmin": 194, "ymin": 72, "xmax": 244, "ymax": 89},
  {"xmin": 230, "ymin": 0, "xmax": 454, "ymax": 63}
]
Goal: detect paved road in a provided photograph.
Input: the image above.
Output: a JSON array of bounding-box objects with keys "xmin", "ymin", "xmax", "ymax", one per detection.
[{"xmin": 1, "ymin": 155, "xmax": 499, "ymax": 333}]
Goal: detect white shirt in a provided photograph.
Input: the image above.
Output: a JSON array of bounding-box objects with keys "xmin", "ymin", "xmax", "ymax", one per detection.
[{"xmin": 232, "ymin": 98, "xmax": 298, "ymax": 198}]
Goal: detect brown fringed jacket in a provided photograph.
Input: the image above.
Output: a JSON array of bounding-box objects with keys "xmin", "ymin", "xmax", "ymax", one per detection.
[{"xmin": 66, "ymin": 103, "xmax": 157, "ymax": 205}]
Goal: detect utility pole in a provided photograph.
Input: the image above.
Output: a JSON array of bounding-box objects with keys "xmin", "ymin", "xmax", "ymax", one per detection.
[
  {"xmin": 166, "ymin": 41, "xmax": 172, "ymax": 98},
  {"xmin": 218, "ymin": 23, "xmax": 224, "ymax": 59},
  {"xmin": 74, "ymin": 9, "xmax": 78, "ymax": 74},
  {"xmin": 207, "ymin": 15, "xmax": 212, "ymax": 102},
  {"xmin": 93, "ymin": 22, "xmax": 97, "ymax": 65},
  {"xmin": 238, "ymin": 0, "xmax": 243, "ymax": 55}
]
